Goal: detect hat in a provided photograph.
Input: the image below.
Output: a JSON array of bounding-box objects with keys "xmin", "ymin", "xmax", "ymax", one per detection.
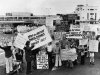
[
  {"xmin": 26, "ymin": 41, "xmax": 30, "ymax": 45},
  {"xmin": 56, "ymin": 42, "xmax": 59, "ymax": 45}
]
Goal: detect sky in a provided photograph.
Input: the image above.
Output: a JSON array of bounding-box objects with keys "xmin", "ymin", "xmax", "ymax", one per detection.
[{"xmin": 0, "ymin": 0, "xmax": 100, "ymax": 15}]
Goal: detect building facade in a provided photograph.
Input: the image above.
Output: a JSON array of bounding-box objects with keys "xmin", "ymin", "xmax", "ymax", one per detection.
[
  {"xmin": 74, "ymin": 5, "xmax": 99, "ymax": 24},
  {"xmin": 0, "ymin": 12, "xmax": 60, "ymax": 33}
]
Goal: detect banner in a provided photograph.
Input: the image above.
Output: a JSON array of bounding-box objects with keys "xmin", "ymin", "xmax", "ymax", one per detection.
[
  {"xmin": 14, "ymin": 34, "xmax": 28, "ymax": 49},
  {"xmin": 24, "ymin": 25, "xmax": 52, "ymax": 49},
  {"xmin": 36, "ymin": 54, "xmax": 49, "ymax": 69},
  {"xmin": 89, "ymin": 40, "xmax": 98, "ymax": 52},
  {"xmin": 66, "ymin": 33, "xmax": 82, "ymax": 39}
]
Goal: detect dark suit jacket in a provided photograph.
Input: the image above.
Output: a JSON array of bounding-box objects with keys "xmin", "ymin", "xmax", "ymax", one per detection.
[{"xmin": 24, "ymin": 45, "xmax": 34, "ymax": 62}]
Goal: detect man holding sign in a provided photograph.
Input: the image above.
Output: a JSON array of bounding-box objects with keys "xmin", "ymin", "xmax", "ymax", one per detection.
[{"xmin": 24, "ymin": 41, "xmax": 34, "ymax": 74}]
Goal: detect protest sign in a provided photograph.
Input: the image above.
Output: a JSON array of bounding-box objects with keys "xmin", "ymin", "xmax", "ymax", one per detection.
[
  {"xmin": 66, "ymin": 24, "xmax": 82, "ymax": 39},
  {"xmin": 83, "ymin": 25, "xmax": 91, "ymax": 31},
  {"xmin": 89, "ymin": 40, "xmax": 98, "ymax": 52},
  {"xmin": 83, "ymin": 24, "xmax": 98, "ymax": 34},
  {"xmin": 61, "ymin": 48, "xmax": 77, "ymax": 61},
  {"xmin": 79, "ymin": 39, "xmax": 88, "ymax": 45},
  {"xmin": 14, "ymin": 34, "xmax": 28, "ymax": 49},
  {"xmin": 66, "ymin": 33, "xmax": 82, "ymax": 39},
  {"xmin": 24, "ymin": 25, "xmax": 52, "ymax": 49},
  {"xmin": 70, "ymin": 25, "xmax": 82, "ymax": 31},
  {"xmin": 36, "ymin": 54, "xmax": 49, "ymax": 69}
]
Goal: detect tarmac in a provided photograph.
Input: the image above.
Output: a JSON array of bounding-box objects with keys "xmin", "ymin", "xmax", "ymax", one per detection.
[
  {"xmin": 0, "ymin": 52, "xmax": 100, "ymax": 75},
  {"xmin": 0, "ymin": 33, "xmax": 100, "ymax": 75}
]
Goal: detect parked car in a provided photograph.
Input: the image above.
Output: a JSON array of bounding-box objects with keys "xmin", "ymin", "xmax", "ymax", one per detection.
[{"xmin": 3, "ymin": 28, "xmax": 13, "ymax": 34}]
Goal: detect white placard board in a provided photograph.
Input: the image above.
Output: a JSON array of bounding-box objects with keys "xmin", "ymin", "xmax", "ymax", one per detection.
[
  {"xmin": 89, "ymin": 40, "xmax": 98, "ymax": 52},
  {"xmin": 24, "ymin": 25, "xmax": 52, "ymax": 49},
  {"xmin": 66, "ymin": 33, "xmax": 82, "ymax": 39},
  {"xmin": 36, "ymin": 54, "xmax": 49, "ymax": 69},
  {"xmin": 61, "ymin": 48, "xmax": 77, "ymax": 61},
  {"xmin": 70, "ymin": 25, "xmax": 82, "ymax": 31},
  {"xmin": 14, "ymin": 34, "xmax": 28, "ymax": 49},
  {"xmin": 79, "ymin": 39, "xmax": 88, "ymax": 45}
]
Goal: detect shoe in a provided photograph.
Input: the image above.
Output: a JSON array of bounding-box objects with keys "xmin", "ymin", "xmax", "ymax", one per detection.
[
  {"xmin": 90, "ymin": 62, "xmax": 91, "ymax": 64},
  {"xmin": 52, "ymin": 67, "xmax": 57, "ymax": 71},
  {"xmin": 92, "ymin": 63, "xmax": 95, "ymax": 65}
]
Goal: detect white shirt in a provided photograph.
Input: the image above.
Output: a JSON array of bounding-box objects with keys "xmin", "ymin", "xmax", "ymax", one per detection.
[
  {"xmin": 47, "ymin": 45, "xmax": 52, "ymax": 52},
  {"xmin": 90, "ymin": 52, "xmax": 94, "ymax": 57}
]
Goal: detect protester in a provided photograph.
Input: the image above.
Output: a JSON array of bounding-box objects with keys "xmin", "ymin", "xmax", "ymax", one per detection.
[
  {"xmin": 52, "ymin": 42, "xmax": 62, "ymax": 71},
  {"xmin": 66, "ymin": 45, "xmax": 76, "ymax": 69},
  {"xmin": 0, "ymin": 42, "xmax": 13, "ymax": 75},
  {"xmin": 47, "ymin": 42, "xmax": 53, "ymax": 70},
  {"xmin": 89, "ymin": 52, "xmax": 95, "ymax": 65},
  {"xmin": 12, "ymin": 47, "xmax": 23, "ymax": 73},
  {"xmin": 15, "ymin": 48, "xmax": 23, "ymax": 63},
  {"xmin": 70, "ymin": 45, "xmax": 77, "ymax": 68},
  {"xmin": 80, "ymin": 47, "xmax": 85, "ymax": 65},
  {"xmin": 24, "ymin": 41, "xmax": 34, "ymax": 74}
]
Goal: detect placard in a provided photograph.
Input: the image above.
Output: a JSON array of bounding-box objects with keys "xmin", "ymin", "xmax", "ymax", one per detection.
[
  {"xmin": 61, "ymin": 49, "xmax": 77, "ymax": 61},
  {"xmin": 14, "ymin": 34, "xmax": 28, "ymax": 49},
  {"xmin": 89, "ymin": 40, "xmax": 98, "ymax": 52},
  {"xmin": 36, "ymin": 54, "xmax": 49, "ymax": 69},
  {"xmin": 66, "ymin": 33, "xmax": 82, "ymax": 39},
  {"xmin": 70, "ymin": 25, "xmax": 82, "ymax": 31},
  {"xmin": 24, "ymin": 25, "xmax": 52, "ymax": 49},
  {"xmin": 79, "ymin": 39, "xmax": 88, "ymax": 45}
]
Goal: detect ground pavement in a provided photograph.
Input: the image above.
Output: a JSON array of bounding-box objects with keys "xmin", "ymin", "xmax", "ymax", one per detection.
[
  {"xmin": 0, "ymin": 53, "xmax": 100, "ymax": 75},
  {"xmin": 0, "ymin": 33, "xmax": 100, "ymax": 75}
]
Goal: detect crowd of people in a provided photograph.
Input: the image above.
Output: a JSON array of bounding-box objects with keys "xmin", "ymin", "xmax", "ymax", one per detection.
[{"xmin": 0, "ymin": 37, "xmax": 96, "ymax": 75}]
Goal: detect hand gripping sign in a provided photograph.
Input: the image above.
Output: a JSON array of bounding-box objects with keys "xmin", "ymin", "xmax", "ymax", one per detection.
[{"xmin": 24, "ymin": 25, "xmax": 52, "ymax": 50}]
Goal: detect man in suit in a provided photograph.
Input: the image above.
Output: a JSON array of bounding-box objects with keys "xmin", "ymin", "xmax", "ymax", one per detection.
[{"xmin": 24, "ymin": 41, "xmax": 34, "ymax": 74}]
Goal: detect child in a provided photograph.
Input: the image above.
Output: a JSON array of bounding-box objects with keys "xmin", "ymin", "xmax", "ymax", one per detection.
[{"xmin": 89, "ymin": 52, "xmax": 95, "ymax": 65}]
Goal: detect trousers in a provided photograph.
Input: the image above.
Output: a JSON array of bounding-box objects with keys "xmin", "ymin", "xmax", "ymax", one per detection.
[
  {"xmin": 26, "ymin": 62, "xmax": 31, "ymax": 74},
  {"xmin": 5, "ymin": 56, "xmax": 13, "ymax": 73},
  {"xmin": 90, "ymin": 57, "xmax": 94, "ymax": 62},
  {"xmin": 55, "ymin": 54, "xmax": 62, "ymax": 67}
]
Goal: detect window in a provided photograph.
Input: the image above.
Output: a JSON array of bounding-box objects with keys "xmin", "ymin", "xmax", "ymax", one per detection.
[
  {"xmin": 90, "ymin": 18, "xmax": 94, "ymax": 20},
  {"xmin": 76, "ymin": 21, "xmax": 80, "ymax": 25},
  {"xmin": 90, "ymin": 9, "xmax": 94, "ymax": 10},
  {"xmin": 90, "ymin": 21, "xmax": 94, "ymax": 24},
  {"xmin": 18, "ymin": 17, "xmax": 22, "ymax": 19},
  {"xmin": 90, "ymin": 13, "xmax": 94, "ymax": 15},
  {"xmin": 23, "ymin": 17, "xmax": 29, "ymax": 19}
]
